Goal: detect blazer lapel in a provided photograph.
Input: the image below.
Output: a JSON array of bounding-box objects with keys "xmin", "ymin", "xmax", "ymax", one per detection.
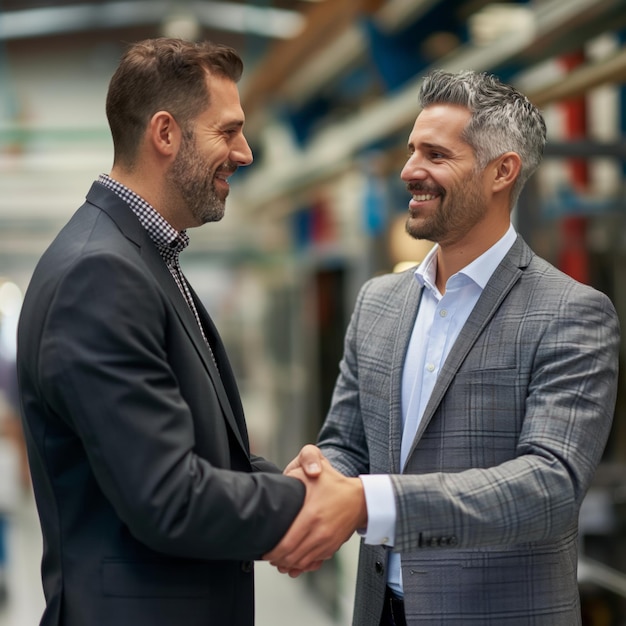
[
  {"xmin": 143, "ymin": 250, "xmax": 250, "ymax": 457},
  {"xmin": 403, "ymin": 236, "xmax": 531, "ymax": 464},
  {"xmin": 88, "ymin": 183, "xmax": 250, "ymax": 457},
  {"xmin": 186, "ymin": 282, "xmax": 251, "ymax": 454}
]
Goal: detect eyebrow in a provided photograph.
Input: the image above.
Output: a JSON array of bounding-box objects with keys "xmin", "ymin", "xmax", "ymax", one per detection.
[
  {"xmin": 223, "ymin": 119, "xmax": 245, "ymax": 129},
  {"xmin": 408, "ymin": 140, "xmax": 449, "ymax": 152}
]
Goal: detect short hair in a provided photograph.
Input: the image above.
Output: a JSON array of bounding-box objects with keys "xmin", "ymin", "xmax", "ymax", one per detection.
[
  {"xmin": 418, "ymin": 69, "xmax": 546, "ymax": 205},
  {"xmin": 106, "ymin": 37, "xmax": 244, "ymax": 169}
]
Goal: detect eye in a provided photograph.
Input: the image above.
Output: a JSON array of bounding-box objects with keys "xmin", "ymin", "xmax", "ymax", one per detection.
[
  {"xmin": 430, "ymin": 151, "xmax": 446, "ymax": 160},
  {"xmin": 222, "ymin": 125, "xmax": 243, "ymax": 138}
]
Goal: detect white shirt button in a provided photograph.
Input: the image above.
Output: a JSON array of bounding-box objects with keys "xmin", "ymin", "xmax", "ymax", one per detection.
[
  {"xmin": 440, "ymin": 309, "xmax": 448, "ymax": 317},
  {"xmin": 426, "ymin": 363, "xmax": 435, "ymax": 372}
]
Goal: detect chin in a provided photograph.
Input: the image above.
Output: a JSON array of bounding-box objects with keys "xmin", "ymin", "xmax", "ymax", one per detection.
[
  {"xmin": 204, "ymin": 208, "xmax": 226, "ymax": 224},
  {"xmin": 405, "ymin": 219, "xmax": 425, "ymax": 241}
]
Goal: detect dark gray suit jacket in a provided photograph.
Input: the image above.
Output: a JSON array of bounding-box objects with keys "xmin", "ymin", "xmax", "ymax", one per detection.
[
  {"xmin": 318, "ymin": 236, "xmax": 620, "ymax": 625},
  {"xmin": 17, "ymin": 182, "xmax": 305, "ymax": 626}
]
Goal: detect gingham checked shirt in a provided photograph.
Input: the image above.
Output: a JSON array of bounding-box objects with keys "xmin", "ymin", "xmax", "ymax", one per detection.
[{"xmin": 98, "ymin": 174, "xmax": 216, "ymax": 365}]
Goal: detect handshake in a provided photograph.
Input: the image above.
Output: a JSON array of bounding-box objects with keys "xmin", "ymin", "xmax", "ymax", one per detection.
[{"xmin": 263, "ymin": 445, "xmax": 368, "ymax": 577}]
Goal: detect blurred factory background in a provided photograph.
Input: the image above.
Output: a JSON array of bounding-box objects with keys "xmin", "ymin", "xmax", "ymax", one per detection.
[{"xmin": 1, "ymin": 0, "xmax": 626, "ymax": 624}]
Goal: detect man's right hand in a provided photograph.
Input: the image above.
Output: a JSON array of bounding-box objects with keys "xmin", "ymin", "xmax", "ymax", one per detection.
[
  {"xmin": 283, "ymin": 443, "xmax": 325, "ymax": 478},
  {"xmin": 265, "ymin": 445, "xmax": 367, "ymax": 577}
]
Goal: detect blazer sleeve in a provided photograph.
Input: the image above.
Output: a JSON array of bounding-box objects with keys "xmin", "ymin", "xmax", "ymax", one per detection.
[
  {"xmin": 250, "ymin": 454, "xmax": 281, "ymax": 474},
  {"xmin": 39, "ymin": 251, "xmax": 304, "ymax": 560}
]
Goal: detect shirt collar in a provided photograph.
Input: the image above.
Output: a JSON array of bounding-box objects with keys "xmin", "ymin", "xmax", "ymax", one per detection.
[
  {"xmin": 415, "ymin": 223, "xmax": 517, "ymax": 292},
  {"xmin": 98, "ymin": 174, "xmax": 189, "ymax": 262}
]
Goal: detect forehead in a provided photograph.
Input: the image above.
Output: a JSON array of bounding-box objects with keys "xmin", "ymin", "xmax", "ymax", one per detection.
[{"xmin": 409, "ymin": 104, "xmax": 472, "ymax": 147}]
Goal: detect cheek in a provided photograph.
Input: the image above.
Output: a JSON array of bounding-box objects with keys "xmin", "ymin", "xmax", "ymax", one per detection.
[{"xmin": 197, "ymin": 137, "xmax": 227, "ymax": 164}]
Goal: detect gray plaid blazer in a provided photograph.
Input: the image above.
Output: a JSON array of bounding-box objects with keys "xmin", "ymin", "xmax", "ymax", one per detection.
[{"xmin": 318, "ymin": 235, "xmax": 620, "ymax": 625}]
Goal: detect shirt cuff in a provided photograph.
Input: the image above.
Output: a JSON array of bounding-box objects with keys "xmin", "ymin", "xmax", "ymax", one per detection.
[{"xmin": 358, "ymin": 474, "xmax": 396, "ymax": 547}]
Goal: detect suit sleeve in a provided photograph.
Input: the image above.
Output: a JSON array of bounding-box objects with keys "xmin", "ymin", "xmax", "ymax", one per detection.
[
  {"xmin": 250, "ymin": 454, "xmax": 281, "ymax": 474},
  {"xmin": 39, "ymin": 251, "xmax": 304, "ymax": 560}
]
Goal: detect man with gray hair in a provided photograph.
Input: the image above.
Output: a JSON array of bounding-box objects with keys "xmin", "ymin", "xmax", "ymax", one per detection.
[{"xmin": 266, "ymin": 70, "xmax": 620, "ymax": 625}]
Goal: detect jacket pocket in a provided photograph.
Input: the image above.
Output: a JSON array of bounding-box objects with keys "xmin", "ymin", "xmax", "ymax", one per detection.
[{"xmin": 101, "ymin": 559, "xmax": 215, "ymax": 598}]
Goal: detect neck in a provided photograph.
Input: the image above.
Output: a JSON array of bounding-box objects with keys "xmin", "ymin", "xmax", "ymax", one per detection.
[
  {"xmin": 109, "ymin": 166, "xmax": 178, "ymax": 227},
  {"xmin": 435, "ymin": 221, "xmax": 510, "ymax": 293}
]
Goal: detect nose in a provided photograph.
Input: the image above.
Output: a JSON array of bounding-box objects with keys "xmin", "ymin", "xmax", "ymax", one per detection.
[
  {"xmin": 232, "ymin": 134, "xmax": 253, "ymax": 167},
  {"xmin": 400, "ymin": 153, "xmax": 426, "ymax": 183}
]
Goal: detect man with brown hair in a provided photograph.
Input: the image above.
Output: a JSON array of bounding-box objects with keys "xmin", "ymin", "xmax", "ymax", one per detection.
[{"xmin": 17, "ymin": 38, "xmax": 307, "ymax": 626}]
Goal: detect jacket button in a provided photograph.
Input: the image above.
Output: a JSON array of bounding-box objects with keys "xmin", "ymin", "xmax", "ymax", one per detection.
[
  {"xmin": 375, "ymin": 561, "xmax": 384, "ymax": 575},
  {"xmin": 241, "ymin": 561, "xmax": 254, "ymax": 573}
]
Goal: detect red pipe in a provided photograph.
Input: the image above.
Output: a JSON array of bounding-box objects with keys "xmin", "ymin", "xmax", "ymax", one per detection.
[{"xmin": 558, "ymin": 51, "xmax": 590, "ymax": 285}]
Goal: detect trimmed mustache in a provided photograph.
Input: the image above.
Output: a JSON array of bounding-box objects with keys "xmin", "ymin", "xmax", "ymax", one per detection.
[
  {"xmin": 407, "ymin": 182, "xmax": 442, "ymax": 195},
  {"xmin": 217, "ymin": 162, "xmax": 238, "ymax": 177}
]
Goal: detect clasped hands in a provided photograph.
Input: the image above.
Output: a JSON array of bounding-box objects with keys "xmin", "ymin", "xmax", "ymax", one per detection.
[{"xmin": 263, "ymin": 445, "xmax": 367, "ymax": 578}]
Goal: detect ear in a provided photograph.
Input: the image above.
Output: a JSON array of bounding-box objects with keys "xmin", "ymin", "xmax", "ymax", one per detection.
[
  {"xmin": 147, "ymin": 111, "xmax": 181, "ymax": 157},
  {"xmin": 492, "ymin": 151, "xmax": 521, "ymax": 194}
]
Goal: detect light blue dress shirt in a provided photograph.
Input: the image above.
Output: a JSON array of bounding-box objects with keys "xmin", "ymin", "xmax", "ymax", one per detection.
[{"xmin": 359, "ymin": 224, "xmax": 517, "ymax": 596}]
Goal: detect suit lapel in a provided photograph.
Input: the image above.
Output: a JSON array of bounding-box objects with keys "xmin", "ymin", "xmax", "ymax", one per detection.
[
  {"xmin": 186, "ymin": 282, "xmax": 250, "ymax": 453},
  {"xmin": 403, "ymin": 236, "xmax": 531, "ymax": 464},
  {"xmin": 145, "ymin": 252, "xmax": 250, "ymax": 456},
  {"xmin": 87, "ymin": 183, "xmax": 250, "ymax": 457}
]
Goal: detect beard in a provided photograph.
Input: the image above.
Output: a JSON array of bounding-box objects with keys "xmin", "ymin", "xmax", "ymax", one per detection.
[
  {"xmin": 167, "ymin": 133, "xmax": 227, "ymax": 226},
  {"xmin": 405, "ymin": 172, "xmax": 487, "ymax": 246}
]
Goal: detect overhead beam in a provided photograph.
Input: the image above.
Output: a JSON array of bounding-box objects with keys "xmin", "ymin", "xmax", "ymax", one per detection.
[
  {"xmin": 530, "ymin": 46, "xmax": 626, "ymax": 106},
  {"xmin": 241, "ymin": 0, "xmax": 385, "ymax": 115},
  {"xmin": 0, "ymin": 1, "xmax": 304, "ymax": 41}
]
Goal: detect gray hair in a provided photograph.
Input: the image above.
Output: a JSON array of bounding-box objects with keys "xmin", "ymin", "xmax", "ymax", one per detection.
[{"xmin": 418, "ymin": 69, "xmax": 546, "ymax": 206}]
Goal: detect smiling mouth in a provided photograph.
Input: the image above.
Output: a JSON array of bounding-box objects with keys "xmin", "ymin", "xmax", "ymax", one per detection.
[
  {"xmin": 215, "ymin": 164, "xmax": 237, "ymax": 185},
  {"xmin": 411, "ymin": 193, "xmax": 438, "ymax": 202},
  {"xmin": 407, "ymin": 182, "xmax": 441, "ymax": 202}
]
